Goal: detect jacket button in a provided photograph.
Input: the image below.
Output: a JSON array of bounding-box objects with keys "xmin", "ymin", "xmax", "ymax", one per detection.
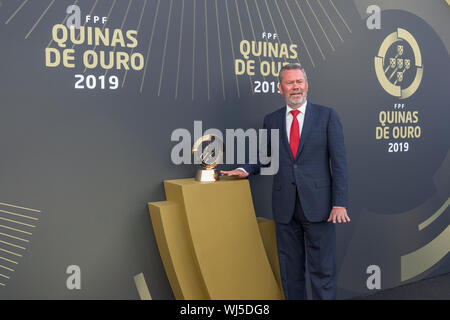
[{"xmin": 293, "ymin": 164, "xmax": 298, "ymax": 169}]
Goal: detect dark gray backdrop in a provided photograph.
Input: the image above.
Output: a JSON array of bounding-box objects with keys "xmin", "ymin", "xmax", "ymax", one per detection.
[{"xmin": 0, "ymin": 0, "xmax": 448, "ymax": 299}]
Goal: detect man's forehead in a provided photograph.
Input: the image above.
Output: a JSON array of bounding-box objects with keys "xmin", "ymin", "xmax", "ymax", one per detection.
[{"xmin": 281, "ymin": 69, "xmax": 305, "ymax": 80}]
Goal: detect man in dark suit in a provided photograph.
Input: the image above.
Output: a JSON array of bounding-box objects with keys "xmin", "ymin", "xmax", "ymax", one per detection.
[{"xmin": 221, "ymin": 63, "xmax": 349, "ymax": 300}]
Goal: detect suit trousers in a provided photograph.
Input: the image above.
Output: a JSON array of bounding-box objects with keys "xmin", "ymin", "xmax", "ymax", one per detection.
[{"xmin": 275, "ymin": 194, "xmax": 337, "ymax": 300}]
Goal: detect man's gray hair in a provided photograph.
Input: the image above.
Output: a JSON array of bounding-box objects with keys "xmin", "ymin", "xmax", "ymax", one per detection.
[{"xmin": 278, "ymin": 63, "xmax": 308, "ymax": 83}]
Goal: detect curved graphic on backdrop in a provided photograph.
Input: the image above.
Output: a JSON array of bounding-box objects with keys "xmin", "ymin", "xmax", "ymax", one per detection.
[
  {"xmin": 400, "ymin": 196, "xmax": 450, "ymax": 281},
  {"xmin": 419, "ymin": 197, "xmax": 450, "ymax": 231},
  {"xmin": 401, "ymin": 225, "xmax": 450, "ymax": 281}
]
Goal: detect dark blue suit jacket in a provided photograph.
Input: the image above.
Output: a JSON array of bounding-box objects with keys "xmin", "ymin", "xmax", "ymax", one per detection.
[{"xmin": 242, "ymin": 102, "xmax": 348, "ymax": 224}]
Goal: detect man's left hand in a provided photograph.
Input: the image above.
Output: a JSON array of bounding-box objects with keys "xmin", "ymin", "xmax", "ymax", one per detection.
[{"xmin": 327, "ymin": 207, "xmax": 350, "ymax": 224}]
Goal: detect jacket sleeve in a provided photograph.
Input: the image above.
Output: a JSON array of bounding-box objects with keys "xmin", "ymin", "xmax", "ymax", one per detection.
[{"xmin": 327, "ymin": 109, "xmax": 348, "ymax": 208}]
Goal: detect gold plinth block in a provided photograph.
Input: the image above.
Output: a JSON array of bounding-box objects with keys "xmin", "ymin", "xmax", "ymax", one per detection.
[
  {"xmin": 257, "ymin": 217, "xmax": 284, "ymax": 299},
  {"xmin": 148, "ymin": 178, "xmax": 283, "ymax": 300}
]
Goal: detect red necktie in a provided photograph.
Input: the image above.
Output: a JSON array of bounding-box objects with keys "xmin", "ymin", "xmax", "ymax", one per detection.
[{"xmin": 290, "ymin": 110, "xmax": 300, "ymax": 159}]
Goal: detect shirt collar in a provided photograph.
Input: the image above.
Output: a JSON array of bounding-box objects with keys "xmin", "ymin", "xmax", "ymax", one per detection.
[{"xmin": 286, "ymin": 100, "xmax": 307, "ymax": 117}]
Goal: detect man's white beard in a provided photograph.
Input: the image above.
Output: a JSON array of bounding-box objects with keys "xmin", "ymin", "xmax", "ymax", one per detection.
[{"xmin": 287, "ymin": 92, "xmax": 306, "ymax": 108}]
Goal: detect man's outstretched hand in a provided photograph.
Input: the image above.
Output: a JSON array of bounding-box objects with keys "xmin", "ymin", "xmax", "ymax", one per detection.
[{"xmin": 220, "ymin": 169, "xmax": 249, "ymax": 178}]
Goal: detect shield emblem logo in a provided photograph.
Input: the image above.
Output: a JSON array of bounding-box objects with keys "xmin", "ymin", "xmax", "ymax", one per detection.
[
  {"xmin": 405, "ymin": 59, "xmax": 411, "ymax": 70},
  {"xmin": 390, "ymin": 58, "xmax": 396, "ymax": 68},
  {"xmin": 397, "ymin": 45, "xmax": 403, "ymax": 55},
  {"xmin": 397, "ymin": 72, "xmax": 403, "ymax": 82},
  {"xmin": 397, "ymin": 58, "xmax": 404, "ymax": 69}
]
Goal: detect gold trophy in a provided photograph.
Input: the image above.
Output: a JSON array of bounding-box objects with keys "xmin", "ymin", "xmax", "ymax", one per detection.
[{"xmin": 192, "ymin": 134, "xmax": 223, "ymax": 182}]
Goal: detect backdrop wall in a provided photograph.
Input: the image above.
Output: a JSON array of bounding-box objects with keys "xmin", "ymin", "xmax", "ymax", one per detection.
[{"xmin": 0, "ymin": 0, "xmax": 448, "ymax": 299}]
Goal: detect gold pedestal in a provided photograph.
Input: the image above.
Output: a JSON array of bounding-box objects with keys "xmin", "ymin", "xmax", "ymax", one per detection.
[{"xmin": 148, "ymin": 178, "xmax": 283, "ymax": 300}]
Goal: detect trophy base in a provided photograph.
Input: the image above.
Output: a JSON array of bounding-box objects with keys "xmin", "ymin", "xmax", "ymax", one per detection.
[{"xmin": 195, "ymin": 169, "xmax": 219, "ymax": 182}]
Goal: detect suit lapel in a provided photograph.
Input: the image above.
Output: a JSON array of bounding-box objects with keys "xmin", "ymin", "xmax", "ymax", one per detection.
[{"xmin": 295, "ymin": 102, "xmax": 314, "ymax": 160}]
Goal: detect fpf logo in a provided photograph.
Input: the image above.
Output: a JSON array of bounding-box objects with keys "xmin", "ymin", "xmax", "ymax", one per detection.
[{"xmin": 374, "ymin": 28, "xmax": 423, "ymax": 99}]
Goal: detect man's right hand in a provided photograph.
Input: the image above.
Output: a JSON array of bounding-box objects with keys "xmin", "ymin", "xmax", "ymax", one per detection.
[{"xmin": 220, "ymin": 169, "xmax": 249, "ymax": 178}]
